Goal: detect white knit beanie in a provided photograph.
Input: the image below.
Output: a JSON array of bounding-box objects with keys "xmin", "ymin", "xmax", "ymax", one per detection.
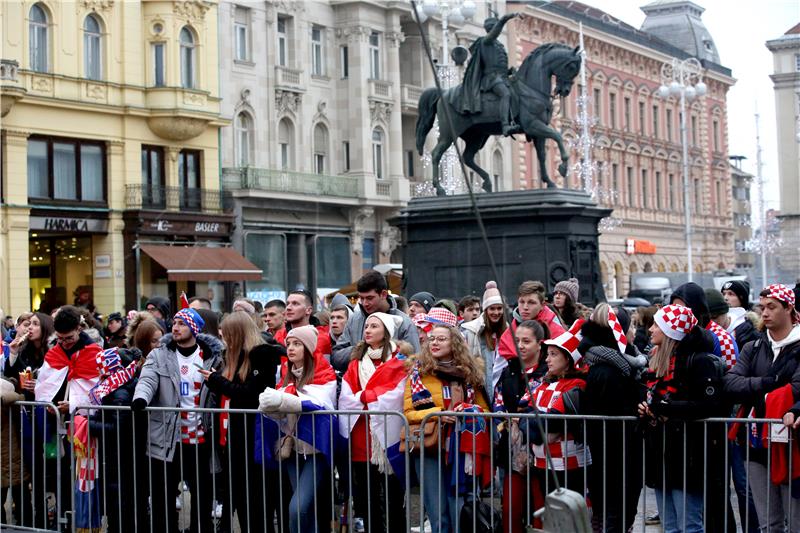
[{"xmin": 482, "ymin": 281, "xmax": 503, "ymax": 310}]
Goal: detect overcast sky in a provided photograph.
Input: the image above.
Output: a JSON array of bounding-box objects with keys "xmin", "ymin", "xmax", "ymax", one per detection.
[{"xmin": 576, "ymin": 0, "xmax": 799, "ymax": 220}]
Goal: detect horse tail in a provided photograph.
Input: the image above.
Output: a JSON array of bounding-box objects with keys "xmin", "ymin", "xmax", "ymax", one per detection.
[{"xmin": 415, "ymin": 88, "xmax": 439, "ymax": 155}]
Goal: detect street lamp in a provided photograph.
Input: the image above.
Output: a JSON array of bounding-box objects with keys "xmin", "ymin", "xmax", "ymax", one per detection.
[
  {"xmin": 659, "ymin": 57, "xmax": 706, "ymax": 283},
  {"xmin": 416, "ymin": 0, "xmax": 476, "ymax": 85}
]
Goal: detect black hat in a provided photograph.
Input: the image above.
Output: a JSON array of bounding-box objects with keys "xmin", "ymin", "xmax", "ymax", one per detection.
[
  {"xmin": 107, "ymin": 312, "xmax": 123, "ymax": 323},
  {"xmin": 704, "ymin": 289, "xmax": 729, "ymax": 317},
  {"xmin": 721, "ymin": 280, "xmax": 750, "ymax": 310},
  {"xmin": 409, "ymin": 292, "xmax": 435, "ymax": 313}
]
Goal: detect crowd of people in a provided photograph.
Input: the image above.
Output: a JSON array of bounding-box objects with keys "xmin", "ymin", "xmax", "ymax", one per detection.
[{"xmin": 0, "ymin": 272, "xmax": 799, "ymax": 533}]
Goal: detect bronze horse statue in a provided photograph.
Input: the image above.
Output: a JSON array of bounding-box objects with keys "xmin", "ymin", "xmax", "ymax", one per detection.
[{"xmin": 415, "ymin": 43, "xmax": 582, "ymax": 195}]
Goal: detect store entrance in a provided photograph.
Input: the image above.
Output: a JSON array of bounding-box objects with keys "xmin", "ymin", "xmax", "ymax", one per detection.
[{"xmin": 29, "ymin": 236, "xmax": 93, "ymax": 313}]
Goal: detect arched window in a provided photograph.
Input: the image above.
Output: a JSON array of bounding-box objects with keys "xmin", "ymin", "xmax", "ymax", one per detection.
[
  {"xmin": 278, "ymin": 118, "xmax": 294, "ymax": 170},
  {"xmin": 492, "ymin": 150, "xmax": 503, "ymax": 192},
  {"xmin": 313, "ymin": 123, "xmax": 329, "ymax": 175},
  {"xmin": 84, "ymin": 15, "xmax": 102, "ymax": 80},
  {"xmin": 29, "ymin": 4, "xmax": 48, "ymax": 72},
  {"xmin": 235, "ymin": 112, "xmax": 253, "ymax": 167},
  {"xmin": 372, "ymin": 128, "xmax": 384, "ymax": 179},
  {"xmin": 180, "ymin": 27, "xmax": 196, "ymax": 89}
]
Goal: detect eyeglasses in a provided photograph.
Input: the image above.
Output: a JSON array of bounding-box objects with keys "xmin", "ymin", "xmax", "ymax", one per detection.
[
  {"xmin": 428, "ymin": 336, "xmax": 449, "ymax": 344},
  {"xmin": 55, "ymin": 332, "xmax": 78, "ymax": 344}
]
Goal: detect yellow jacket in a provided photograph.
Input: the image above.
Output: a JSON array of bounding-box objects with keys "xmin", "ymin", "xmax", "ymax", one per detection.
[{"xmin": 403, "ymin": 366, "xmax": 490, "ymax": 425}]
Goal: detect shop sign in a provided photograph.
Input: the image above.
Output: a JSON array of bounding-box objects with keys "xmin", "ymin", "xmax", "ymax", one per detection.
[
  {"xmin": 626, "ymin": 238, "xmax": 657, "ymax": 255},
  {"xmin": 145, "ymin": 218, "xmax": 228, "ymax": 236},
  {"xmin": 30, "ymin": 216, "xmax": 108, "ymax": 233}
]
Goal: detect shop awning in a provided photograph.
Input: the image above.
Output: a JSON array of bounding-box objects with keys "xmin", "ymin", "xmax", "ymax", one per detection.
[{"xmin": 140, "ymin": 245, "xmax": 262, "ymax": 282}]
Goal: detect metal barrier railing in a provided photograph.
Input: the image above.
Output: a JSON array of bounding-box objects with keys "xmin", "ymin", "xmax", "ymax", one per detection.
[{"xmin": 0, "ymin": 402, "xmax": 795, "ymax": 532}]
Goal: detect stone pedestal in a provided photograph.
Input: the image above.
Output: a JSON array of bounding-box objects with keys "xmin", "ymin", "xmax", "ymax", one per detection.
[{"xmin": 389, "ymin": 189, "xmax": 612, "ymax": 306}]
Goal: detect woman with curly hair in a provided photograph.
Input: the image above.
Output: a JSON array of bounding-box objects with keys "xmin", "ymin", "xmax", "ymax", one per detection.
[{"xmin": 403, "ymin": 325, "xmax": 490, "ymax": 533}]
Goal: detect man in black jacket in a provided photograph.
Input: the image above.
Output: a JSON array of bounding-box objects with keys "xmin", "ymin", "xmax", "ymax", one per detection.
[{"xmin": 724, "ymin": 284, "xmax": 800, "ymax": 532}]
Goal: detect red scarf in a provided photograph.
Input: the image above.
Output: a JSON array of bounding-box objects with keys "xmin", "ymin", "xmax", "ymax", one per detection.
[{"xmin": 763, "ymin": 384, "xmax": 800, "ymax": 484}]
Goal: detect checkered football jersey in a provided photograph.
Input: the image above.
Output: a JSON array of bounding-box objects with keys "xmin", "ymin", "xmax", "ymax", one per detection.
[{"xmin": 707, "ymin": 321, "xmax": 737, "ymax": 370}]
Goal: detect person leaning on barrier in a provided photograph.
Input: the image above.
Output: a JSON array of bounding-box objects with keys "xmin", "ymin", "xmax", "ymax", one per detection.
[
  {"xmin": 198, "ymin": 311, "xmax": 282, "ymax": 533},
  {"xmin": 724, "ymin": 284, "xmax": 800, "ymax": 532},
  {"xmin": 259, "ymin": 325, "xmax": 338, "ymax": 533},
  {"xmin": 332, "ymin": 270, "xmax": 420, "ymax": 372},
  {"xmin": 131, "ymin": 308, "xmax": 224, "ymax": 533},
  {"xmin": 3, "ymin": 311, "xmax": 54, "ymax": 398},
  {"xmin": 639, "ymin": 304, "xmax": 732, "ymax": 533},
  {"xmin": 1, "ymin": 377, "xmax": 32, "ymax": 527}
]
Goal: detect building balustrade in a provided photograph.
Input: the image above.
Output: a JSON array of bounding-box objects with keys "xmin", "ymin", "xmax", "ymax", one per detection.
[{"xmin": 125, "ymin": 184, "xmax": 222, "ymax": 213}]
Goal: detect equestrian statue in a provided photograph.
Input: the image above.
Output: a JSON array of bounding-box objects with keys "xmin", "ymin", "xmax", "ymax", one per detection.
[{"xmin": 415, "ymin": 12, "xmax": 582, "ymax": 196}]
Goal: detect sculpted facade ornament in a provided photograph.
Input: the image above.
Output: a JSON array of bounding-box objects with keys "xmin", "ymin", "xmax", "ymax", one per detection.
[
  {"xmin": 81, "ymin": 0, "xmax": 114, "ymax": 12},
  {"xmin": 379, "ymin": 225, "xmax": 401, "ymax": 258},
  {"xmin": 369, "ymin": 101, "xmax": 392, "ymax": 125},
  {"xmin": 335, "ymin": 26, "xmax": 372, "ymax": 44},
  {"xmin": 275, "ymin": 89, "xmax": 301, "ymax": 115},
  {"xmin": 172, "ymin": 1, "xmax": 211, "ymax": 24},
  {"xmin": 386, "ymin": 31, "xmax": 405, "ymax": 48},
  {"xmin": 350, "ymin": 207, "xmax": 374, "ymax": 255},
  {"xmin": 147, "ymin": 116, "xmax": 208, "ymax": 141}
]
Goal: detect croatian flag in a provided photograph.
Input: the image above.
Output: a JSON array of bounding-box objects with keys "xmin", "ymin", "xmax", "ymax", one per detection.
[
  {"xmin": 274, "ymin": 354, "xmax": 340, "ymax": 464},
  {"xmin": 35, "ymin": 341, "xmax": 102, "ymax": 413},
  {"xmin": 338, "ymin": 356, "xmax": 407, "ymax": 480}
]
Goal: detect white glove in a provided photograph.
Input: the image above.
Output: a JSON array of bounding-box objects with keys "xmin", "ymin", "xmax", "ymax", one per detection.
[{"xmin": 259, "ymin": 387, "xmax": 282, "ymax": 412}]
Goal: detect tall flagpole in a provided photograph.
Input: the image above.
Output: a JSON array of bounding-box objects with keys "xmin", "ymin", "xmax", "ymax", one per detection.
[{"xmin": 578, "ymin": 22, "xmax": 592, "ymax": 194}]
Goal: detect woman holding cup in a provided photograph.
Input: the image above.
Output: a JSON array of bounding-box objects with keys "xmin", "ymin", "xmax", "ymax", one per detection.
[{"xmin": 4, "ymin": 312, "xmax": 54, "ymax": 397}]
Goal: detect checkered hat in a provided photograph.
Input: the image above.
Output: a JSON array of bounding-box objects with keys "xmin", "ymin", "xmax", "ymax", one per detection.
[
  {"xmin": 607, "ymin": 309, "xmax": 629, "ymax": 352},
  {"xmin": 544, "ymin": 319, "xmax": 585, "ymax": 365},
  {"xmin": 654, "ymin": 304, "xmax": 697, "ymax": 341},
  {"xmin": 174, "ymin": 308, "xmax": 205, "ymax": 337},
  {"xmin": 763, "ymin": 284, "xmax": 795, "ymax": 309},
  {"xmin": 417, "ymin": 308, "xmax": 459, "ymax": 328}
]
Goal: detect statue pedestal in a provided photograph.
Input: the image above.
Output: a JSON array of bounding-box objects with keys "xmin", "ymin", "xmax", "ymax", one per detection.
[{"xmin": 389, "ymin": 189, "xmax": 612, "ymax": 305}]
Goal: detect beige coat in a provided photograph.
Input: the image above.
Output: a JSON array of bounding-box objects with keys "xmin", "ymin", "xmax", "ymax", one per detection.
[{"xmin": 1, "ymin": 378, "xmax": 28, "ymax": 488}]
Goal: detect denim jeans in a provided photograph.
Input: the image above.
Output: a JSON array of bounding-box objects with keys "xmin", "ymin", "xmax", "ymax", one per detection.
[
  {"xmin": 654, "ymin": 488, "xmax": 704, "ymax": 533},
  {"xmin": 414, "ymin": 454, "xmax": 462, "ymax": 533},
  {"xmin": 284, "ymin": 453, "xmax": 331, "ymax": 533}
]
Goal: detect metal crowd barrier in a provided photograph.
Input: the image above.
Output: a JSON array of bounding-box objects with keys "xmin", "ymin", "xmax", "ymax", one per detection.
[{"xmin": 1, "ymin": 402, "xmax": 796, "ymax": 532}]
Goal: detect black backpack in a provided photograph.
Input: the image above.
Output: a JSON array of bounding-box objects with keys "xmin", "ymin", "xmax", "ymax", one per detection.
[{"xmin": 459, "ymin": 493, "xmax": 502, "ymax": 533}]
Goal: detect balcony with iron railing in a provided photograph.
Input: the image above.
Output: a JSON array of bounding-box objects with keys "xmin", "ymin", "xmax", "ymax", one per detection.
[{"xmin": 125, "ymin": 184, "xmax": 223, "ymax": 213}]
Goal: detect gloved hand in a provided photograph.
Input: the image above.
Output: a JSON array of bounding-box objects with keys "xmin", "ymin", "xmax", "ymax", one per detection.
[
  {"xmin": 131, "ymin": 398, "xmax": 147, "ymax": 412},
  {"xmin": 259, "ymin": 387, "xmax": 282, "ymax": 412}
]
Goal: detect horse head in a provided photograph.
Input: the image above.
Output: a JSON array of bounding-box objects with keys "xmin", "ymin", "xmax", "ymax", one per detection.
[
  {"xmin": 518, "ymin": 43, "xmax": 582, "ymax": 98},
  {"xmin": 552, "ymin": 46, "xmax": 582, "ymax": 97}
]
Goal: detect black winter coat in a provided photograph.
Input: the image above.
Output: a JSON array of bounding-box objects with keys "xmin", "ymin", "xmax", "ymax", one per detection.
[
  {"xmin": 732, "ymin": 319, "xmax": 759, "ymax": 352},
  {"xmin": 642, "ymin": 327, "xmax": 728, "ymax": 493}
]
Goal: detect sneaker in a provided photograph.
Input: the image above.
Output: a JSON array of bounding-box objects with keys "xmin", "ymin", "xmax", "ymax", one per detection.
[
  {"xmin": 353, "ymin": 517, "xmax": 365, "ymax": 533},
  {"xmin": 175, "ymin": 496, "xmax": 182, "ymax": 511},
  {"xmin": 212, "ymin": 501, "xmax": 223, "ymax": 518},
  {"xmin": 645, "ymin": 512, "xmax": 660, "ymax": 525},
  {"xmin": 410, "ymin": 519, "xmax": 432, "ymax": 533}
]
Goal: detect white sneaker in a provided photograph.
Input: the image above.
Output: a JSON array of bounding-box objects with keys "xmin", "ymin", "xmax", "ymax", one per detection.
[
  {"xmin": 410, "ymin": 519, "xmax": 432, "ymax": 533},
  {"xmin": 353, "ymin": 517, "xmax": 365, "ymax": 533},
  {"xmin": 212, "ymin": 501, "xmax": 223, "ymax": 518},
  {"xmin": 175, "ymin": 496, "xmax": 182, "ymax": 510}
]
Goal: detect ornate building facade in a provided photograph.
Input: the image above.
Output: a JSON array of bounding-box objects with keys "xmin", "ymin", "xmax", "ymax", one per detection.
[
  {"xmin": 507, "ymin": 0, "xmax": 736, "ymax": 297},
  {"xmin": 218, "ymin": 0, "xmax": 512, "ymax": 301},
  {"xmin": 0, "ymin": 0, "xmax": 246, "ymax": 316}
]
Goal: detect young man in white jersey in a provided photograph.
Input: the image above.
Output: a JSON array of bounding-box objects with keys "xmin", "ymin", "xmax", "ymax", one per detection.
[{"xmin": 132, "ymin": 308, "xmax": 224, "ymax": 533}]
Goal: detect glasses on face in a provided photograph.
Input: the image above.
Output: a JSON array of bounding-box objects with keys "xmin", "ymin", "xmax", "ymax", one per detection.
[
  {"xmin": 56, "ymin": 332, "xmax": 78, "ymax": 344},
  {"xmin": 429, "ymin": 336, "xmax": 449, "ymax": 344}
]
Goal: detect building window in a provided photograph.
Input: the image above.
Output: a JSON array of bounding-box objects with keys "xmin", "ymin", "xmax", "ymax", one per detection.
[
  {"xmin": 691, "ymin": 115, "xmax": 698, "ymax": 146},
  {"xmin": 311, "ymin": 25, "xmax": 324, "ymax": 76},
  {"xmin": 340, "ymin": 45, "xmax": 349, "ymax": 79},
  {"xmin": 29, "ymin": 4, "xmax": 48, "ymax": 72},
  {"xmin": 313, "ymin": 123, "xmax": 328, "ymax": 174},
  {"xmin": 141, "ymin": 145, "xmax": 165, "ymax": 208},
  {"xmin": 234, "ymin": 6, "xmax": 250, "ymax": 61},
  {"xmin": 611, "ymin": 163, "xmax": 619, "ymax": 205},
  {"xmin": 492, "ymin": 150, "xmax": 503, "ymax": 192},
  {"xmin": 27, "ymin": 136, "xmax": 106, "ymax": 204},
  {"xmin": 277, "ymin": 17, "xmax": 288, "ymax": 67},
  {"xmin": 655, "ymin": 171, "xmax": 662, "ymax": 209},
  {"xmin": 362, "ymin": 238, "xmax": 375, "ymax": 271},
  {"xmin": 715, "ymin": 180, "xmax": 722, "ymax": 214},
  {"xmin": 666, "ymin": 109, "xmax": 673, "ymax": 142},
  {"xmin": 342, "ymin": 141, "xmax": 351, "ymax": 172},
  {"xmin": 638, "ymin": 101, "xmax": 646, "ymax": 135},
  {"xmin": 369, "ymin": 32, "xmax": 380, "ymax": 79},
  {"xmin": 668, "ymin": 173, "xmax": 675, "ymax": 210},
  {"xmin": 372, "ymin": 128, "xmax": 384, "ymax": 179},
  {"xmin": 593, "ymin": 88, "xmax": 601, "ymax": 125},
  {"xmin": 278, "ymin": 118, "xmax": 294, "ymax": 170},
  {"xmin": 178, "ymin": 150, "xmax": 201, "ymax": 209},
  {"xmin": 180, "ymin": 27, "xmax": 196, "ymax": 89},
  {"xmin": 315, "ymin": 236, "xmax": 351, "ymax": 290},
  {"xmin": 245, "ymin": 233, "xmax": 286, "ymax": 297},
  {"xmin": 641, "ymin": 169, "xmax": 649, "ymax": 208},
  {"xmin": 623, "ymin": 97, "xmax": 631, "ymax": 131},
  {"xmin": 626, "ymin": 166, "xmax": 634, "ymax": 207},
  {"xmin": 652, "ymin": 105, "xmax": 659, "ymax": 139},
  {"xmin": 405, "ymin": 150, "xmax": 415, "ymax": 178},
  {"xmin": 796, "ymin": 53, "xmax": 800, "ymax": 72},
  {"xmin": 152, "ymin": 43, "xmax": 165, "ymax": 86},
  {"xmin": 609, "ymin": 93, "xmax": 617, "ymax": 129},
  {"xmin": 694, "ymin": 177, "xmax": 701, "ymax": 213},
  {"xmin": 83, "ymin": 15, "xmax": 102, "ymax": 80},
  {"xmin": 235, "ymin": 112, "xmax": 253, "ymax": 167},
  {"xmin": 712, "ymin": 120, "xmax": 720, "ymax": 152}
]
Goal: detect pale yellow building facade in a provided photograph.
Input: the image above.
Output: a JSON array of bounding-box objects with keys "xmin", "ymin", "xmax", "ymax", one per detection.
[{"xmin": 1, "ymin": 0, "xmax": 231, "ymax": 317}]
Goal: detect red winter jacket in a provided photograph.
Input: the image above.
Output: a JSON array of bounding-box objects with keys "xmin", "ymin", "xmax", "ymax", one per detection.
[
  {"xmin": 499, "ymin": 307, "xmax": 566, "ymax": 360},
  {"xmin": 763, "ymin": 384, "xmax": 800, "ymax": 485}
]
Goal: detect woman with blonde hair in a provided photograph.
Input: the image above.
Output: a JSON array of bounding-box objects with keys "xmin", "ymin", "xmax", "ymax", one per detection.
[
  {"xmin": 200, "ymin": 311, "xmax": 282, "ymax": 532},
  {"xmin": 403, "ymin": 324, "xmax": 490, "ymax": 533}
]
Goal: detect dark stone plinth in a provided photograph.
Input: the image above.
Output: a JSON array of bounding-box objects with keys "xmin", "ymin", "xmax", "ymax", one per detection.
[{"xmin": 389, "ymin": 189, "xmax": 612, "ymax": 306}]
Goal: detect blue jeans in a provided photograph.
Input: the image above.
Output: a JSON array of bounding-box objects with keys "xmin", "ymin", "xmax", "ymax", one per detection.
[
  {"xmin": 414, "ymin": 454, "xmax": 462, "ymax": 533},
  {"xmin": 284, "ymin": 453, "xmax": 330, "ymax": 533},
  {"xmin": 654, "ymin": 488, "xmax": 704, "ymax": 533}
]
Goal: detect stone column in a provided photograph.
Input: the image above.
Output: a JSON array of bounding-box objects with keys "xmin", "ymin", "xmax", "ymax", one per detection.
[
  {"xmin": 166, "ymin": 146, "xmax": 182, "ymax": 210},
  {"xmin": 1, "ymin": 129, "xmax": 32, "ymax": 315},
  {"xmin": 386, "ymin": 30, "xmax": 405, "ymax": 182}
]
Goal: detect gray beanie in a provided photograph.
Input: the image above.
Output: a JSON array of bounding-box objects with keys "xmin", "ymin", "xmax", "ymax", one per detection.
[
  {"xmin": 554, "ymin": 278, "xmax": 579, "ymax": 304},
  {"xmin": 409, "ymin": 292, "xmax": 435, "ymax": 313}
]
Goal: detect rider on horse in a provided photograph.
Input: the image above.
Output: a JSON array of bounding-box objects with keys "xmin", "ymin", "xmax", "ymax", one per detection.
[{"xmin": 456, "ymin": 12, "xmax": 523, "ymax": 136}]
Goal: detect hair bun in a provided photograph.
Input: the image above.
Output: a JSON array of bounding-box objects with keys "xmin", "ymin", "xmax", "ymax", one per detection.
[{"xmin": 485, "ymin": 281, "xmax": 497, "ymax": 290}]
